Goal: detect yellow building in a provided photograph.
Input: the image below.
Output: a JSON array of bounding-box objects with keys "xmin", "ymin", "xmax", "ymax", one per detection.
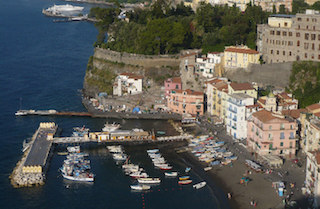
[
  {"xmin": 224, "ymin": 46, "xmax": 260, "ymax": 69},
  {"xmin": 268, "ymin": 16, "xmax": 293, "ymax": 28},
  {"xmin": 211, "ymin": 81, "xmax": 229, "ymax": 119},
  {"xmin": 228, "ymin": 82, "xmax": 258, "ymax": 99}
]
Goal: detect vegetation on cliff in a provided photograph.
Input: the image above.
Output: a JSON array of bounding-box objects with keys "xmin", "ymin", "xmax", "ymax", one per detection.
[
  {"xmin": 287, "ymin": 61, "xmax": 320, "ymax": 108},
  {"xmin": 90, "ymin": 1, "xmax": 269, "ymax": 55}
]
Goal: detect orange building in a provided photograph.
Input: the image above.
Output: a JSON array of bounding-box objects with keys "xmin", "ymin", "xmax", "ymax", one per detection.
[{"xmin": 167, "ymin": 89, "xmax": 204, "ymax": 116}]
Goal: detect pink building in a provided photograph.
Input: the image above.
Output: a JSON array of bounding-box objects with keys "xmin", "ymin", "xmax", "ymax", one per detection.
[
  {"xmin": 167, "ymin": 89, "xmax": 204, "ymax": 116},
  {"xmin": 247, "ymin": 110, "xmax": 297, "ymax": 158},
  {"xmin": 164, "ymin": 77, "xmax": 182, "ymax": 97}
]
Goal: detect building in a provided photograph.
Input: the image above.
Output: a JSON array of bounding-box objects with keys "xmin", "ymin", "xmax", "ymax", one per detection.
[
  {"xmin": 257, "ymin": 10, "xmax": 320, "ymax": 63},
  {"xmin": 305, "ymin": 0, "xmax": 319, "ymax": 5},
  {"xmin": 247, "ymin": 110, "xmax": 297, "ymax": 157},
  {"xmin": 226, "ymin": 0, "xmax": 253, "ymax": 12},
  {"xmin": 224, "ymin": 46, "xmax": 260, "ymax": 69},
  {"xmin": 257, "ymin": 92, "xmax": 298, "ymax": 113},
  {"xmin": 164, "ymin": 77, "xmax": 182, "ymax": 97},
  {"xmin": 167, "ymin": 89, "xmax": 204, "ymax": 116},
  {"xmin": 254, "ymin": 0, "xmax": 292, "ymax": 13},
  {"xmin": 195, "ymin": 52, "xmax": 223, "ymax": 78},
  {"xmin": 206, "ymin": 78, "xmax": 225, "ymax": 116},
  {"xmin": 226, "ymin": 93, "xmax": 254, "ymax": 140},
  {"xmin": 228, "ymin": 82, "xmax": 258, "ymax": 99},
  {"xmin": 113, "ymin": 73, "xmax": 143, "ymax": 96},
  {"xmin": 305, "ymin": 151, "xmax": 320, "ymax": 208},
  {"xmin": 210, "ymin": 80, "xmax": 229, "ymax": 119}
]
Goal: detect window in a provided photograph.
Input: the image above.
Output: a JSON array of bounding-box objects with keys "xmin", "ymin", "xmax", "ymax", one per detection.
[
  {"xmin": 269, "ymin": 125, "xmax": 272, "ymax": 130},
  {"xmin": 290, "ymin": 142, "xmax": 293, "ymax": 148},
  {"xmin": 305, "ymin": 33, "xmax": 309, "ymax": 40},
  {"xmin": 307, "ymin": 18, "xmax": 309, "ymax": 22},
  {"xmin": 305, "ymin": 53, "xmax": 308, "ymax": 58},
  {"xmin": 304, "ymin": 43, "xmax": 309, "ymax": 50},
  {"xmin": 283, "ymin": 31, "xmax": 287, "ymax": 36},
  {"xmin": 268, "ymin": 133, "xmax": 273, "ymax": 140},
  {"xmin": 297, "ymin": 40, "xmax": 300, "ymax": 47},
  {"xmin": 290, "ymin": 132, "xmax": 294, "ymax": 139},
  {"xmin": 277, "ymin": 50, "xmax": 279, "ymax": 55},
  {"xmin": 280, "ymin": 142, "xmax": 284, "ymax": 147},
  {"xmin": 280, "ymin": 123, "xmax": 285, "ymax": 130},
  {"xmin": 296, "ymin": 32, "xmax": 300, "ymax": 37},
  {"xmin": 289, "ymin": 51, "xmax": 292, "ymax": 56},
  {"xmin": 277, "ymin": 31, "xmax": 280, "ymax": 35},
  {"xmin": 311, "ymin": 34, "xmax": 316, "ymax": 40},
  {"xmin": 270, "ymin": 30, "xmax": 275, "ymax": 35},
  {"xmin": 312, "ymin": 43, "xmax": 315, "ymax": 50},
  {"xmin": 298, "ymin": 17, "xmax": 302, "ymax": 21},
  {"xmin": 290, "ymin": 125, "xmax": 294, "ymax": 129},
  {"xmin": 289, "ymin": 32, "xmax": 292, "ymax": 36},
  {"xmin": 271, "ymin": 50, "xmax": 273, "ymax": 54},
  {"xmin": 283, "ymin": 51, "xmax": 286, "ymax": 56}
]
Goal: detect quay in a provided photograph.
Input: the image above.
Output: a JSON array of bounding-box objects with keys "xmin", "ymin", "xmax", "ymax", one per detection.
[
  {"xmin": 11, "ymin": 122, "xmax": 193, "ymax": 187},
  {"xmin": 42, "ymin": 9, "xmax": 98, "ymax": 22}
]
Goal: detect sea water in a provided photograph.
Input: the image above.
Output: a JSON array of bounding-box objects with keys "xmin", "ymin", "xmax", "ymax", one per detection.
[{"xmin": 0, "ymin": 0, "xmax": 229, "ymax": 208}]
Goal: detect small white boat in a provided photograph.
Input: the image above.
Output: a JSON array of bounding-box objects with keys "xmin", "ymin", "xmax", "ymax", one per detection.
[
  {"xmin": 130, "ymin": 184, "xmax": 151, "ymax": 191},
  {"xmin": 138, "ymin": 178, "xmax": 161, "ymax": 184},
  {"xmin": 147, "ymin": 149, "xmax": 159, "ymax": 153},
  {"xmin": 165, "ymin": 172, "xmax": 178, "ymax": 177},
  {"xmin": 67, "ymin": 146, "xmax": 80, "ymax": 153},
  {"xmin": 204, "ymin": 167, "xmax": 212, "ymax": 171},
  {"xmin": 185, "ymin": 167, "xmax": 191, "ymax": 173},
  {"xmin": 130, "ymin": 172, "xmax": 149, "ymax": 178},
  {"xmin": 103, "ymin": 122, "xmax": 120, "ymax": 132},
  {"xmin": 193, "ymin": 181, "xmax": 206, "ymax": 189}
]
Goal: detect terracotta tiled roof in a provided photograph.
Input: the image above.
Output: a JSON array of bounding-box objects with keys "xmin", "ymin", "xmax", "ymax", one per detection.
[
  {"xmin": 246, "ymin": 104, "xmax": 263, "ymax": 109},
  {"xmin": 312, "ymin": 151, "xmax": 320, "ymax": 165},
  {"xmin": 166, "ymin": 77, "xmax": 181, "ymax": 84},
  {"xmin": 214, "ymin": 82, "xmax": 228, "ymax": 92},
  {"xmin": 172, "ymin": 89, "xmax": 203, "ymax": 96},
  {"xmin": 252, "ymin": 109, "xmax": 287, "ymax": 123},
  {"xmin": 306, "ymin": 103, "xmax": 320, "ymax": 112},
  {"xmin": 225, "ymin": 47, "xmax": 259, "ymax": 54},
  {"xmin": 258, "ymin": 98, "xmax": 266, "ymax": 105},
  {"xmin": 277, "ymin": 92, "xmax": 292, "ymax": 100},
  {"xmin": 206, "ymin": 78, "xmax": 224, "ymax": 85},
  {"xmin": 120, "ymin": 72, "xmax": 143, "ymax": 79},
  {"xmin": 314, "ymin": 112, "xmax": 320, "ymax": 118},
  {"xmin": 281, "ymin": 109, "xmax": 306, "ymax": 119},
  {"xmin": 230, "ymin": 82, "xmax": 254, "ymax": 91}
]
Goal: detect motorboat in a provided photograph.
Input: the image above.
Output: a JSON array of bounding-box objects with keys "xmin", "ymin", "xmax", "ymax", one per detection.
[
  {"xmin": 130, "ymin": 172, "xmax": 149, "ymax": 178},
  {"xmin": 102, "ymin": 122, "xmax": 120, "ymax": 132},
  {"xmin": 45, "ymin": 4, "xmax": 84, "ymax": 15},
  {"xmin": 164, "ymin": 172, "xmax": 178, "ymax": 177},
  {"xmin": 185, "ymin": 167, "xmax": 191, "ymax": 173},
  {"xmin": 159, "ymin": 165, "xmax": 172, "ymax": 170},
  {"xmin": 193, "ymin": 181, "xmax": 206, "ymax": 189},
  {"xmin": 204, "ymin": 167, "xmax": 212, "ymax": 171},
  {"xmin": 178, "ymin": 180, "xmax": 192, "ymax": 185},
  {"xmin": 179, "ymin": 176, "xmax": 190, "ymax": 181},
  {"xmin": 147, "ymin": 149, "xmax": 159, "ymax": 154},
  {"xmin": 67, "ymin": 146, "xmax": 80, "ymax": 153},
  {"xmin": 130, "ymin": 184, "xmax": 151, "ymax": 191},
  {"xmin": 138, "ymin": 178, "xmax": 161, "ymax": 184}
]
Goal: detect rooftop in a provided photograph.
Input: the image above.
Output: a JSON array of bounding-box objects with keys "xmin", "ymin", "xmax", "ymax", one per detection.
[
  {"xmin": 173, "ymin": 89, "xmax": 203, "ymax": 96},
  {"xmin": 230, "ymin": 82, "xmax": 254, "ymax": 91},
  {"xmin": 252, "ymin": 109, "xmax": 289, "ymax": 123},
  {"xmin": 281, "ymin": 109, "xmax": 306, "ymax": 119},
  {"xmin": 229, "ymin": 93, "xmax": 253, "ymax": 100},
  {"xmin": 225, "ymin": 47, "xmax": 259, "ymax": 55},
  {"xmin": 166, "ymin": 77, "xmax": 181, "ymax": 84},
  {"xmin": 306, "ymin": 103, "xmax": 320, "ymax": 112}
]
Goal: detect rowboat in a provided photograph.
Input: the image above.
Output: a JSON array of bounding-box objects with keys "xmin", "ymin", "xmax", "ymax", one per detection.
[
  {"xmin": 193, "ymin": 181, "xmax": 206, "ymax": 189},
  {"xmin": 130, "ymin": 184, "xmax": 151, "ymax": 191},
  {"xmin": 165, "ymin": 172, "xmax": 178, "ymax": 177},
  {"xmin": 159, "ymin": 165, "xmax": 172, "ymax": 170},
  {"xmin": 179, "ymin": 176, "xmax": 190, "ymax": 181},
  {"xmin": 178, "ymin": 180, "xmax": 192, "ymax": 185},
  {"xmin": 185, "ymin": 167, "xmax": 191, "ymax": 173},
  {"xmin": 204, "ymin": 167, "xmax": 212, "ymax": 171},
  {"xmin": 147, "ymin": 149, "xmax": 159, "ymax": 153}
]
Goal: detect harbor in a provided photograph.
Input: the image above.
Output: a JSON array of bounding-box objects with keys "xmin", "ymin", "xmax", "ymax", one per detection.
[{"xmin": 10, "ymin": 122, "xmax": 192, "ymax": 188}]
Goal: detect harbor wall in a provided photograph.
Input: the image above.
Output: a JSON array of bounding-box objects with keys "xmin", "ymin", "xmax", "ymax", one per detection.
[{"xmin": 93, "ymin": 48, "xmax": 181, "ymax": 68}]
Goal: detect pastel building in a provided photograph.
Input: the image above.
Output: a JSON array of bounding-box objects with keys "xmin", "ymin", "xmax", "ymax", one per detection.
[
  {"xmin": 247, "ymin": 110, "xmax": 297, "ymax": 157},
  {"xmin": 306, "ymin": 151, "xmax": 320, "ymax": 208},
  {"xmin": 196, "ymin": 52, "xmax": 223, "ymax": 78},
  {"xmin": 224, "ymin": 46, "xmax": 260, "ymax": 69},
  {"xmin": 211, "ymin": 81, "xmax": 229, "ymax": 119},
  {"xmin": 113, "ymin": 73, "xmax": 143, "ymax": 96},
  {"xmin": 228, "ymin": 82, "xmax": 258, "ymax": 99},
  {"xmin": 258, "ymin": 92, "xmax": 298, "ymax": 113},
  {"xmin": 164, "ymin": 77, "xmax": 182, "ymax": 97},
  {"xmin": 226, "ymin": 93, "xmax": 254, "ymax": 140},
  {"xmin": 167, "ymin": 89, "xmax": 204, "ymax": 116},
  {"xmin": 206, "ymin": 78, "xmax": 225, "ymax": 116}
]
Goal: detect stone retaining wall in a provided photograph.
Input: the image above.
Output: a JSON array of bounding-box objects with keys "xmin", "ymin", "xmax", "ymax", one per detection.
[{"xmin": 94, "ymin": 48, "xmax": 181, "ymax": 68}]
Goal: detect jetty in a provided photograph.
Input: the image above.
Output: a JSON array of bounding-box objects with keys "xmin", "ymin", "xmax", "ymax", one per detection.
[{"xmin": 11, "ymin": 122, "xmax": 192, "ymax": 187}]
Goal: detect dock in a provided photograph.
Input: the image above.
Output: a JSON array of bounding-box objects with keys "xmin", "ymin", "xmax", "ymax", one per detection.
[
  {"xmin": 42, "ymin": 9, "xmax": 98, "ymax": 22},
  {"xmin": 11, "ymin": 122, "xmax": 193, "ymax": 187}
]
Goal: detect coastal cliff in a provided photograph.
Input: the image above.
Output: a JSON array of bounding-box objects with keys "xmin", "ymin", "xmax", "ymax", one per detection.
[{"xmin": 83, "ymin": 48, "xmax": 180, "ymax": 97}]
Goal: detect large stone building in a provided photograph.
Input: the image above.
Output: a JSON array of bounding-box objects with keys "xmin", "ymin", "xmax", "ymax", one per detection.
[
  {"xmin": 257, "ymin": 10, "xmax": 320, "ymax": 63},
  {"xmin": 305, "ymin": 151, "xmax": 320, "ymax": 208}
]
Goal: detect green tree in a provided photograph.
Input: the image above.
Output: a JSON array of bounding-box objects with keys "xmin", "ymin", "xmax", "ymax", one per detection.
[
  {"xmin": 279, "ymin": 4, "xmax": 286, "ymax": 14},
  {"xmin": 292, "ymin": 0, "xmax": 309, "ymax": 14}
]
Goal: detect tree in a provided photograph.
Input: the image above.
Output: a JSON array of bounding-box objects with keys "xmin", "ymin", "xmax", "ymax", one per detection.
[{"xmin": 292, "ymin": 0, "xmax": 309, "ymax": 14}]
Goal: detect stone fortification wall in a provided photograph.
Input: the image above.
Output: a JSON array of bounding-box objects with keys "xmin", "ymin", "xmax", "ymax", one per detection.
[
  {"xmin": 94, "ymin": 48, "xmax": 181, "ymax": 68},
  {"xmin": 225, "ymin": 62, "xmax": 293, "ymax": 88}
]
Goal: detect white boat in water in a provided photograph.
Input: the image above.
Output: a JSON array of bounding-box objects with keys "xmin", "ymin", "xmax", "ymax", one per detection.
[
  {"xmin": 67, "ymin": 146, "xmax": 80, "ymax": 153},
  {"xmin": 61, "ymin": 171, "xmax": 94, "ymax": 182},
  {"xmin": 164, "ymin": 172, "xmax": 178, "ymax": 177},
  {"xmin": 138, "ymin": 178, "xmax": 161, "ymax": 184},
  {"xmin": 204, "ymin": 167, "xmax": 212, "ymax": 171},
  {"xmin": 130, "ymin": 184, "xmax": 150, "ymax": 191},
  {"xmin": 45, "ymin": 4, "xmax": 84, "ymax": 15},
  {"xmin": 193, "ymin": 181, "xmax": 206, "ymax": 189},
  {"xmin": 102, "ymin": 122, "xmax": 120, "ymax": 132}
]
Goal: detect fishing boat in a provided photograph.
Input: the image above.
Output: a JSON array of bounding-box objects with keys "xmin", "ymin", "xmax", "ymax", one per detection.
[
  {"xmin": 67, "ymin": 146, "xmax": 80, "ymax": 153},
  {"xmin": 156, "ymin": 131, "xmax": 166, "ymax": 135},
  {"xmin": 147, "ymin": 149, "xmax": 159, "ymax": 154},
  {"xmin": 179, "ymin": 176, "xmax": 190, "ymax": 181},
  {"xmin": 204, "ymin": 167, "xmax": 212, "ymax": 171},
  {"xmin": 193, "ymin": 181, "xmax": 206, "ymax": 189},
  {"xmin": 159, "ymin": 165, "xmax": 172, "ymax": 170},
  {"xmin": 178, "ymin": 179, "xmax": 192, "ymax": 185},
  {"xmin": 165, "ymin": 172, "xmax": 178, "ymax": 177},
  {"xmin": 185, "ymin": 167, "xmax": 191, "ymax": 173},
  {"xmin": 61, "ymin": 171, "xmax": 94, "ymax": 182},
  {"xmin": 130, "ymin": 172, "xmax": 149, "ymax": 178},
  {"xmin": 130, "ymin": 184, "xmax": 151, "ymax": 191},
  {"xmin": 138, "ymin": 178, "xmax": 161, "ymax": 184},
  {"xmin": 72, "ymin": 126, "xmax": 89, "ymax": 137}
]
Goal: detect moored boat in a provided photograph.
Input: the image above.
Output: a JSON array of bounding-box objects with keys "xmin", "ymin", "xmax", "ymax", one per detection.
[
  {"xmin": 130, "ymin": 184, "xmax": 151, "ymax": 191},
  {"xmin": 204, "ymin": 167, "xmax": 212, "ymax": 171},
  {"xmin": 179, "ymin": 176, "xmax": 190, "ymax": 181},
  {"xmin": 138, "ymin": 177, "xmax": 161, "ymax": 184},
  {"xmin": 185, "ymin": 167, "xmax": 191, "ymax": 173},
  {"xmin": 178, "ymin": 179, "xmax": 192, "ymax": 185},
  {"xmin": 193, "ymin": 181, "xmax": 206, "ymax": 189},
  {"xmin": 165, "ymin": 172, "xmax": 178, "ymax": 177}
]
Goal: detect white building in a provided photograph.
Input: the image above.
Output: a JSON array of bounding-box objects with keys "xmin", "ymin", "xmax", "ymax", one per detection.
[
  {"xmin": 195, "ymin": 52, "xmax": 223, "ymax": 78},
  {"xmin": 306, "ymin": 151, "xmax": 320, "ymax": 208},
  {"xmin": 113, "ymin": 73, "xmax": 143, "ymax": 96},
  {"xmin": 226, "ymin": 93, "xmax": 254, "ymax": 140},
  {"xmin": 227, "ymin": 0, "xmax": 254, "ymax": 11}
]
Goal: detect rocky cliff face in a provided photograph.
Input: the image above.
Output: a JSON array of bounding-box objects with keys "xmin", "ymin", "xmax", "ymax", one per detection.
[{"xmin": 83, "ymin": 48, "xmax": 180, "ymax": 97}]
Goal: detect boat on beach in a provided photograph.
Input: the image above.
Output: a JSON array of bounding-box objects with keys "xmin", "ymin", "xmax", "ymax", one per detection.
[
  {"xmin": 193, "ymin": 181, "xmax": 206, "ymax": 189},
  {"xmin": 179, "ymin": 176, "xmax": 190, "ymax": 181}
]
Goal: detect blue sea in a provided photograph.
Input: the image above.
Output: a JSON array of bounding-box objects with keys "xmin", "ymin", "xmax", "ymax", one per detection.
[{"xmin": 0, "ymin": 0, "xmax": 230, "ymax": 208}]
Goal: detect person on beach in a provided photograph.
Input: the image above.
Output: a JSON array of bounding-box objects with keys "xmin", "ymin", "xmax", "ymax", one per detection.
[{"xmin": 227, "ymin": 193, "xmax": 232, "ymax": 199}]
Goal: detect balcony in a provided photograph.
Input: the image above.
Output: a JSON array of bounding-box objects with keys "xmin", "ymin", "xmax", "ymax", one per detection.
[{"xmin": 228, "ymin": 107, "xmax": 237, "ymax": 114}]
